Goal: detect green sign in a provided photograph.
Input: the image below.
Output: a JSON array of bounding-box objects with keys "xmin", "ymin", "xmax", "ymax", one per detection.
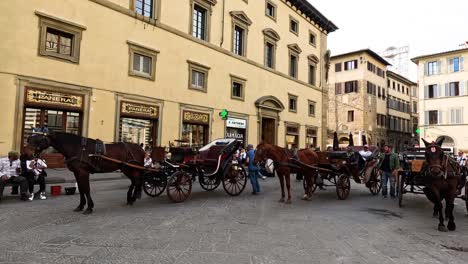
[
  {"xmin": 415, "ymin": 128, "xmax": 421, "ymax": 134},
  {"xmin": 219, "ymin": 109, "xmax": 229, "ymax": 120}
]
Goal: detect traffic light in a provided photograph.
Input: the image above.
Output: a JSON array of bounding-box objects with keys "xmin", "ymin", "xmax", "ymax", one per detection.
[{"xmin": 219, "ymin": 109, "xmax": 229, "ymax": 120}]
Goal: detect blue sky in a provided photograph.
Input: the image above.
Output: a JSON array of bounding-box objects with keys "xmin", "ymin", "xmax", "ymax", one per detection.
[{"xmin": 308, "ymin": 0, "xmax": 468, "ymax": 80}]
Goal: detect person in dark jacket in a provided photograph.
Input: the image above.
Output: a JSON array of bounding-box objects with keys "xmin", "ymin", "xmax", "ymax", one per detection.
[
  {"xmin": 377, "ymin": 145, "xmax": 400, "ymax": 198},
  {"xmin": 245, "ymin": 144, "xmax": 260, "ymax": 194}
]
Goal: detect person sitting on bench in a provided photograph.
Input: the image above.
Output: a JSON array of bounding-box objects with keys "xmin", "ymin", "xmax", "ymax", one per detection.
[
  {"xmin": 26, "ymin": 156, "xmax": 47, "ymax": 200},
  {"xmin": 0, "ymin": 151, "xmax": 28, "ymax": 201}
]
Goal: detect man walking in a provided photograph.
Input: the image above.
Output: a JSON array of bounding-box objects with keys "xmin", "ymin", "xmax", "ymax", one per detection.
[
  {"xmin": 0, "ymin": 151, "xmax": 29, "ymax": 201},
  {"xmin": 378, "ymin": 145, "xmax": 399, "ymax": 199},
  {"xmin": 245, "ymin": 144, "xmax": 260, "ymax": 195}
]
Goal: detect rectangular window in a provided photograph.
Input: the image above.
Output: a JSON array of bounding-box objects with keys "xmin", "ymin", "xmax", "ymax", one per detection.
[
  {"xmin": 135, "ymin": 0, "xmax": 153, "ymax": 18},
  {"xmin": 335, "ymin": 83, "xmax": 342, "ymax": 95},
  {"xmin": 188, "ymin": 60, "xmax": 210, "ymax": 92},
  {"xmin": 230, "ymin": 75, "xmax": 246, "ymax": 100},
  {"xmin": 308, "ymin": 101, "xmax": 316, "ymax": 116},
  {"xmin": 335, "ymin": 63, "xmax": 342, "ymax": 72},
  {"xmin": 449, "ymin": 57, "xmax": 463, "ymax": 72},
  {"xmin": 367, "ymin": 62, "xmax": 375, "ymax": 73},
  {"xmin": 448, "ymin": 82, "xmax": 460, "ymax": 96},
  {"xmin": 233, "ymin": 25, "xmax": 245, "ymax": 56},
  {"xmin": 289, "ymin": 54, "xmax": 298, "ymax": 78},
  {"xmin": 344, "ymin": 81, "xmax": 358, "ymax": 93},
  {"xmin": 382, "ymin": 88, "xmax": 386, "ymax": 100},
  {"xmin": 427, "ymin": 110, "xmax": 439, "ymax": 125},
  {"xmin": 344, "ymin": 60, "xmax": 358, "ymax": 71},
  {"xmin": 290, "ymin": 17, "xmax": 299, "ymax": 35},
  {"xmin": 265, "ymin": 1, "xmax": 276, "ymax": 19},
  {"xmin": 232, "ymin": 82, "xmax": 243, "ymax": 99},
  {"xmin": 347, "ymin": 111, "xmax": 354, "ymax": 122},
  {"xmin": 133, "ymin": 53, "xmax": 152, "ymax": 76},
  {"xmin": 288, "ymin": 95, "xmax": 297, "ymax": 112},
  {"xmin": 265, "ymin": 42, "xmax": 274, "ymax": 68},
  {"xmin": 427, "ymin": 61, "xmax": 438, "ymax": 76},
  {"xmin": 192, "ymin": 4, "xmax": 207, "ymax": 40},
  {"xmin": 45, "ymin": 28, "xmax": 73, "ymax": 56},
  {"xmin": 308, "ymin": 63, "xmax": 316, "ymax": 85},
  {"xmin": 413, "ymin": 102, "xmax": 417, "ymax": 113},
  {"xmin": 392, "ymin": 81, "xmax": 395, "ymax": 90},
  {"xmin": 309, "ymin": 32, "xmax": 316, "ymax": 46},
  {"xmin": 397, "ymin": 83, "xmax": 400, "ymax": 92},
  {"xmin": 427, "ymin": 84, "xmax": 438, "ymax": 98},
  {"xmin": 450, "ymin": 108, "xmax": 463, "ymax": 124}
]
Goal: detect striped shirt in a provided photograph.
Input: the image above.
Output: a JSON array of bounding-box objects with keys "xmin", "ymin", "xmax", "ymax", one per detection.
[{"xmin": 0, "ymin": 157, "xmax": 21, "ymax": 179}]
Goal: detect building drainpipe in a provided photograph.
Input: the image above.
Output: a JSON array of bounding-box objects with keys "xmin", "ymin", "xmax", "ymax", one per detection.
[{"xmin": 220, "ymin": 0, "xmax": 225, "ymax": 47}]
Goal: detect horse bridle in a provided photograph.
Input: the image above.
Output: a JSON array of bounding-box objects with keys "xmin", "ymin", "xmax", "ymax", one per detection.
[{"xmin": 426, "ymin": 144, "xmax": 457, "ymax": 179}]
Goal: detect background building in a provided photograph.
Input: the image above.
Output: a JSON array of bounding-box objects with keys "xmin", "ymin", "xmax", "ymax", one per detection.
[
  {"xmin": 328, "ymin": 49, "xmax": 390, "ymax": 147},
  {"xmin": 0, "ymin": 0, "xmax": 337, "ymax": 165},
  {"xmin": 412, "ymin": 48, "xmax": 468, "ymax": 152}
]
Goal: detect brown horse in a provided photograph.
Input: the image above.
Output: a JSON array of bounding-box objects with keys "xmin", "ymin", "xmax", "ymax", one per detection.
[
  {"xmin": 253, "ymin": 143, "xmax": 319, "ymax": 203},
  {"xmin": 27, "ymin": 132, "xmax": 145, "ymax": 214},
  {"xmin": 422, "ymin": 137, "xmax": 460, "ymax": 232}
]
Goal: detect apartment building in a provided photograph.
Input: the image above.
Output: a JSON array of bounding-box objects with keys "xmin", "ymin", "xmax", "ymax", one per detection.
[
  {"xmin": 412, "ymin": 48, "xmax": 468, "ymax": 152},
  {"xmin": 328, "ymin": 49, "xmax": 390, "ymax": 147},
  {"xmin": 0, "ymin": 0, "xmax": 337, "ymax": 165}
]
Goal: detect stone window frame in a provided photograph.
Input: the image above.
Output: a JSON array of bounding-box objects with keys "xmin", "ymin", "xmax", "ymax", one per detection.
[
  {"xmin": 189, "ymin": 0, "xmax": 217, "ymax": 42},
  {"xmin": 289, "ymin": 15, "xmax": 299, "ymax": 36},
  {"xmin": 230, "ymin": 74, "xmax": 247, "ymax": 101},
  {"xmin": 308, "ymin": 30, "xmax": 317, "ymax": 47},
  {"xmin": 288, "ymin": 44, "xmax": 302, "ymax": 79},
  {"xmin": 308, "ymin": 100, "xmax": 316, "ymax": 117},
  {"xmin": 230, "ymin": 11, "xmax": 252, "ymax": 57},
  {"xmin": 127, "ymin": 40, "xmax": 159, "ymax": 81},
  {"xmin": 263, "ymin": 28, "xmax": 280, "ymax": 69},
  {"xmin": 265, "ymin": 0, "xmax": 277, "ymax": 21},
  {"xmin": 129, "ymin": 0, "xmax": 160, "ymax": 20},
  {"xmin": 36, "ymin": 11, "xmax": 86, "ymax": 64},
  {"xmin": 288, "ymin": 94, "xmax": 298, "ymax": 113},
  {"xmin": 187, "ymin": 60, "xmax": 210, "ymax": 93},
  {"xmin": 308, "ymin": 55, "xmax": 319, "ymax": 86}
]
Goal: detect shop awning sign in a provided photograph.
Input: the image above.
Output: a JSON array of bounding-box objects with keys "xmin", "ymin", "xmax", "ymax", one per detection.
[
  {"xmin": 26, "ymin": 88, "xmax": 83, "ymax": 109},
  {"xmin": 226, "ymin": 118, "xmax": 246, "ymax": 129},
  {"xmin": 121, "ymin": 102, "xmax": 159, "ymax": 119}
]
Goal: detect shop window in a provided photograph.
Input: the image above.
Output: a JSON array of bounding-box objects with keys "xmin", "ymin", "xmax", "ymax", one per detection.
[
  {"xmin": 285, "ymin": 125, "xmax": 299, "ymax": 149},
  {"xmin": 36, "ymin": 12, "xmax": 85, "ymax": 63},
  {"xmin": 306, "ymin": 128, "xmax": 317, "ymax": 148},
  {"xmin": 128, "ymin": 41, "xmax": 159, "ymax": 81},
  {"xmin": 119, "ymin": 117, "xmax": 157, "ymax": 148},
  {"xmin": 188, "ymin": 60, "xmax": 210, "ymax": 92}
]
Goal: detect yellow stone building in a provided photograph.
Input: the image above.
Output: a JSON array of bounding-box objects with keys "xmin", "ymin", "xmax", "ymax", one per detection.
[{"xmin": 0, "ymin": 0, "xmax": 337, "ymax": 165}]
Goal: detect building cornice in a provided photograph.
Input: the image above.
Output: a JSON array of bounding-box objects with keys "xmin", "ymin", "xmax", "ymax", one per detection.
[
  {"xmin": 283, "ymin": 0, "xmax": 338, "ymax": 33},
  {"xmin": 331, "ymin": 49, "xmax": 391, "ymax": 66},
  {"xmin": 411, "ymin": 47, "xmax": 468, "ymax": 64}
]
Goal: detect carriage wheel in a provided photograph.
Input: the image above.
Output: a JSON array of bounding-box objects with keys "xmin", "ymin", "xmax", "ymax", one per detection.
[
  {"xmin": 368, "ymin": 168, "xmax": 382, "ymax": 195},
  {"xmin": 336, "ymin": 174, "xmax": 351, "ymax": 200},
  {"xmin": 199, "ymin": 170, "xmax": 221, "ymax": 191},
  {"xmin": 167, "ymin": 171, "xmax": 192, "ymax": 203},
  {"xmin": 222, "ymin": 163, "xmax": 247, "ymax": 196},
  {"xmin": 143, "ymin": 172, "xmax": 167, "ymax": 197},
  {"xmin": 398, "ymin": 172, "xmax": 405, "ymax": 208}
]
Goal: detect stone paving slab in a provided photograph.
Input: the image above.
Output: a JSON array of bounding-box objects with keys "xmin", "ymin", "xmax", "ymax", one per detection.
[{"xmin": 0, "ymin": 178, "xmax": 467, "ymax": 264}]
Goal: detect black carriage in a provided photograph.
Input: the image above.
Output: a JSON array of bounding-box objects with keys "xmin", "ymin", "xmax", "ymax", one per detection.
[
  {"xmin": 397, "ymin": 148, "xmax": 468, "ymax": 212},
  {"xmin": 300, "ymin": 150, "xmax": 381, "ymax": 200},
  {"xmin": 143, "ymin": 139, "xmax": 248, "ymax": 203}
]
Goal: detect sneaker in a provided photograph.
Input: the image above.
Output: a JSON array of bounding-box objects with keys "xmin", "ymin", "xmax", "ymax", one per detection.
[
  {"xmin": 28, "ymin": 193, "xmax": 34, "ymax": 201},
  {"xmin": 39, "ymin": 192, "xmax": 47, "ymax": 200},
  {"xmin": 261, "ymin": 176, "xmax": 267, "ymax": 180}
]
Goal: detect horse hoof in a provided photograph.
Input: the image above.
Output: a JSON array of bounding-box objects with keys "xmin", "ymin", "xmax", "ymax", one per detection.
[
  {"xmin": 278, "ymin": 198, "xmax": 285, "ymax": 203},
  {"xmin": 83, "ymin": 208, "xmax": 93, "ymax": 215},
  {"xmin": 438, "ymin": 225, "xmax": 448, "ymax": 232},
  {"xmin": 73, "ymin": 207, "xmax": 83, "ymax": 212},
  {"xmin": 447, "ymin": 222, "xmax": 456, "ymax": 231}
]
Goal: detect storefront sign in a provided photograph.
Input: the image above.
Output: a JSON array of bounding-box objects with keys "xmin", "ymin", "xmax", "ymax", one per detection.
[
  {"xmin": 25, "ymin": 88, "xmax": 83, "ymax": 109},
  {"xmin": 121, "ymin": 102, "xmax": 159, "ymax": 119},
  {"xmin": 226, "ymin": 118, "xmax": 246, "ymax": 129},
  {"xmin": 183, "ymin": 110, "xmax": 209, "ymax": 124},
  {"xmin": 226, "ymin": 128, "xmax": 245, "ymax": 141}
]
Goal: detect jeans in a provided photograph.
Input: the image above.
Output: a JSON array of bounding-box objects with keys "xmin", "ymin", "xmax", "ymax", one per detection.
[
  {"xmin": 249, "ymin": 170, "xmax": 260, "ymax": 193},
  {"xmin": 0, "ymin": 176, "xmax": 28, "ymax": 198},
  {"xmin": 381, "ymin": 171, "xmax": 395, "ymax": 197}
]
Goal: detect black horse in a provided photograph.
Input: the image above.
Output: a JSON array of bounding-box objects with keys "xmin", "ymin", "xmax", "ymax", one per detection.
[
  {"xmin": 421, "ymin": 137, "xmax": 460, "ymax": 232},
  {"xmin": 27, "ymin": 131, "xmax": 145, "ymax": 214}
]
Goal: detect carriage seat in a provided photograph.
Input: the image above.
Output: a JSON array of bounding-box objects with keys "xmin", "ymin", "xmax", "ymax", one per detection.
[
  {"xmin": 327, "ymin": 151, "xmax": 348, "ymax": 160},
  {"xmin": 170, "ymin": 147, "xmax": 195, "ymax": 164},
  {"xmin": 193, "ymin": 145, "xmax": 226, "ymax": 165}
]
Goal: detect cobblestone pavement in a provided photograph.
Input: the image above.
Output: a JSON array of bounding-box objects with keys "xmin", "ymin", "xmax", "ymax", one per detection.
[{"xmin": 0, "ymin": 177, "xmax": 467, "ymax": 264}]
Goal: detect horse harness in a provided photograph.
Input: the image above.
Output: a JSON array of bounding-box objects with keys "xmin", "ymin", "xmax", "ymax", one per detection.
[{"xmin": 426, "ymin": 146, "xmax": 460, "ymax": 180}]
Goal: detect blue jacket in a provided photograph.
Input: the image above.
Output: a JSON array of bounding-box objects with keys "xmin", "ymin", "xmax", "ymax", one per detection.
[{"xmin": 247, "ymin": 149, "xmax": 258, "ymax": 171}]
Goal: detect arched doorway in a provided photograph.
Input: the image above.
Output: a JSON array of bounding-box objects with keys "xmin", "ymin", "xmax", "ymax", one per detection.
[{"xmin": 255, "ymin": 96, "xmax": 285, "ymax": 145}]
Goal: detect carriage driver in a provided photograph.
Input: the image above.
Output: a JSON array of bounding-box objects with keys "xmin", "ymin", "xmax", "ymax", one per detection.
[{"xmin": 0, "ymin": 151, "xmax": 29, "ymax": 201}]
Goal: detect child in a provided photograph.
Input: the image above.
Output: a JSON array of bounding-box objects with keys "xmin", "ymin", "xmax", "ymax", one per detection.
[
  {"xmin": 144, "ymin": 152, "xmax": 153, "ymax": 168},
  {"xmin": 26, "ymin": 157, "xmax": 47, "ymax": 200}
]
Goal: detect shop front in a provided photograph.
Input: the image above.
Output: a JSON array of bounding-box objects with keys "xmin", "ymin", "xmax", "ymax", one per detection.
[
  {"xmin": 306, "ymin": 127, "xmax": 318, "ymax": 149},
  {"xmin": 225, "ymin": 117, "xmax": 247, "ymax": 146},
  {"xmin": 285, "ymin": 124, "xmax": 299, "ymax": 149},
  {"xmin": 181, "ymin": 110, "xmax": 210, "ymax": 148},
  {"xmin": 118, "ymin": 101, "xmax": 159, "ymax": 150},
  {"xmin": 22, "ymin": 87, "xmax": 84, "ymax": 168}
]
